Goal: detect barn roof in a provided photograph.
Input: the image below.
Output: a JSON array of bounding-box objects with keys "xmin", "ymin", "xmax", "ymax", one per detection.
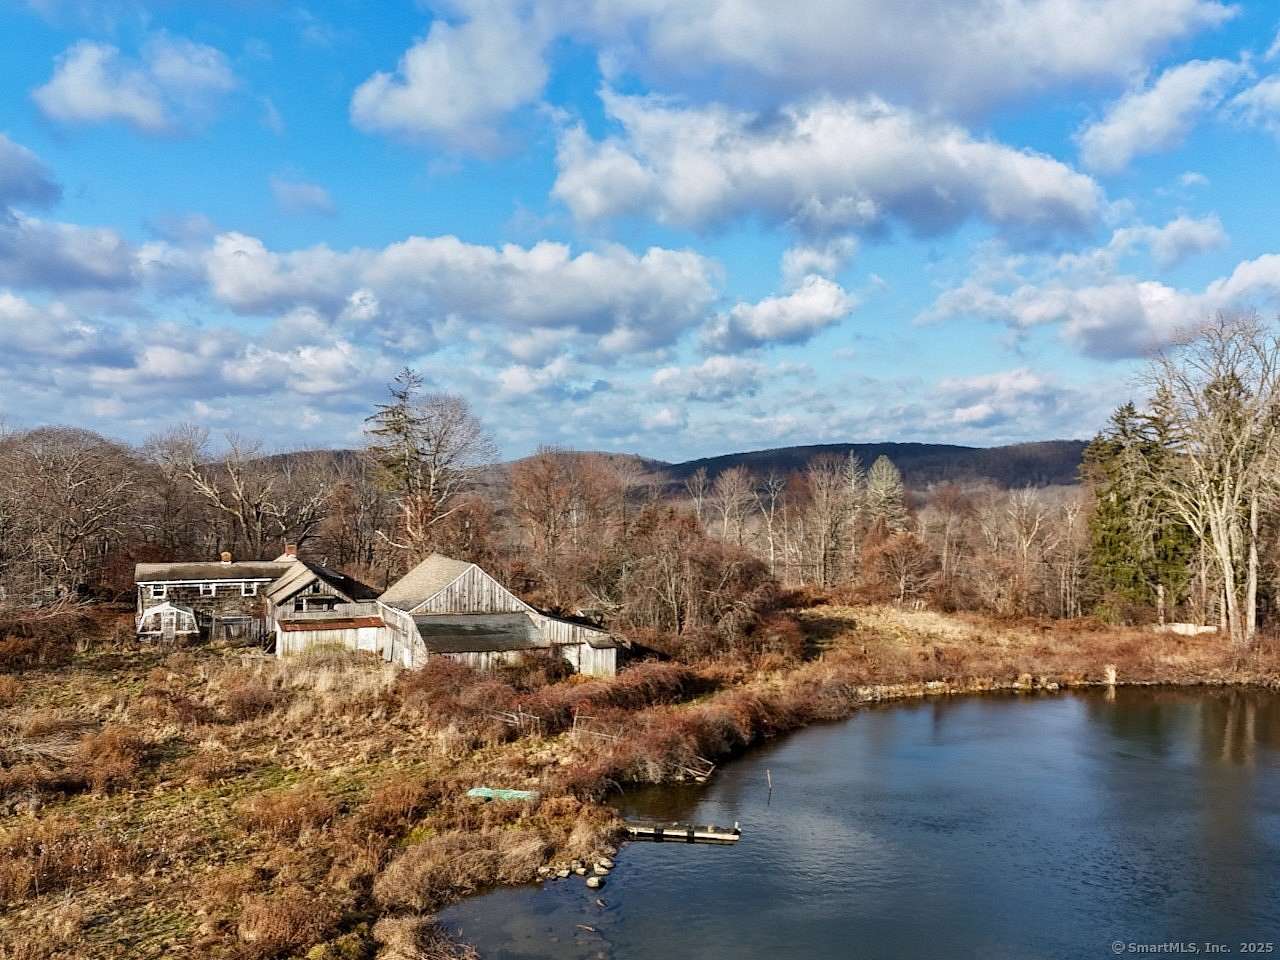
[
  {"xmin": 135, "ymin": 561, "xmax": 293, "ymax": 582},
  {"xmin": 379, "ymin": 553, "xmax": 475, "ymax": 610},
  {"xmin": 266, "ymin": 561, "xmax": 379, "ymax": 603},
  {"xmin": 413, "ymin": 613, "xmax": 541, "ymax": 654}
]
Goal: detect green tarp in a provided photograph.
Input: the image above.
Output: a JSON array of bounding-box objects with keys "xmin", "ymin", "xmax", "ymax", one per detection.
[{"xmin": 466, "ymin": 787, "xmax": 541, "ymax": 802}]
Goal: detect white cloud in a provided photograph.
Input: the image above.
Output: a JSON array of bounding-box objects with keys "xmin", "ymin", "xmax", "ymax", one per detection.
[
  {"xmin": 1229, "ymin": 75, "xmax": 1280, "ymax": 137},
  {"xmin": 0, "ymin": 135, "xmax": 60, "ymax": 208},
  {"xmin": 1110, "ymin": 214, "xmax": 1227, "ymax": 268},
  {"xmin": 1179, "ymin": 170, "xmax": 1209, "ymax": 187},
  {"xmin": 350, "ymin": 3, "xmax": 549, "ymax": 149},
  {"xmin": 555, "ymin": 93, "xmax": 1102, "ymax": 241},
  {"xmin": 32, "ymin": 33, "xmax": 236, "ymax": 134},
  {"xmin": 203, "ymin": 231, "xmax": 720, "ymax": 356},
  {"xmin": 781, "ymin": 238, "xmax": 857, "ymax": 286},
  {"xmin": 1077, "ymin": 59, "xmax": 1244, "ymax": 173},
  {"xmin": 485, "ymin": 0, "xmax": 1234, "ymax": 121},
  {"xmin": 923, "ymin": 246, "xmax": 1280, "ymax": 360},
  {"xmin": 0, "ymin": 289, "xmax": 107, "ymax": 360},
  {"xmin": 270, "ymin": 176, "xmax": 336, "ymax": 217},
  {"xmin": 705, "ymin": 275, "xmax": 855, "ymax": 351},
  {"xmin": 642, "ymin": 405, "xmax": 687, "ymax": 431},
  {"xmin": 651, "ymin": 355, "xmax": 769, "ymax": 401},
  {"xmin": 0, "ymin": 212, "xmax": 136, "ymax": 289},
  {"xmin": 934, "ymin": 368, "xmax": 1081, "ymax": 430}
]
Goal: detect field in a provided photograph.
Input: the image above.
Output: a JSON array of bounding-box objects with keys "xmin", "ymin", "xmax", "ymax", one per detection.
[{"xmin": 0, "ymin": 605, "xmax": 1276, "ymax": 959}]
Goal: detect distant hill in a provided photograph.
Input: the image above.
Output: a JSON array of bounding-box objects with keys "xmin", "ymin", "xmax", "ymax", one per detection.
[
  {"xmin": 653, "ymin": 441, "xmax": 1088, "ymax": 489},
  {"xmin": 267, "ymin": 440, "xmax": 1089, "ymax": 491}
]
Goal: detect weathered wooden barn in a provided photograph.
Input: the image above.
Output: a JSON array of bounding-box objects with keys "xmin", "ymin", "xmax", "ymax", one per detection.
[
  {"xmin": 285, "ymin": 554, "xmax": 620, "ymax": 676},
  {"xmin": 134, "ymin": 553, "xmax": 296, "ymax": 641}
]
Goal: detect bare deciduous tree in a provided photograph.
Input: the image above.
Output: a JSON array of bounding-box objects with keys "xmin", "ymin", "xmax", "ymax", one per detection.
[{"xmin": 1140, "ymin": 313, "xmax": 1280, "ymax": 646}]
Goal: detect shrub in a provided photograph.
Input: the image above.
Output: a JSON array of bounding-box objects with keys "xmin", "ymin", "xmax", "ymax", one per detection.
[
  {"xmin": 373, "ymin": 916, "xmax": 479, "ymax": 960},
  {"xmin": 236, "ymin": 885, "xmax": 341, "ymax": 959},
  {"xmin": 373, "ymin": 831, "xmax": 500, "ymax": 911},
  {"xmin": 353, "ymin": 772, "xmax": 434, "ymax": 835},
  {"xmin": 239, "ymin": 785, "xmax": 338, "ymax": 841},
  {"xmin": 223, "ymin": 682, "xmax": 286, "ymax": 723},
  {"xmin": 74, "ymin": 725, "xmax": 147, "ymax": 793},
  {"xmin": 0, "ymin": 675, "xmax": 20, "ymax": 707}
]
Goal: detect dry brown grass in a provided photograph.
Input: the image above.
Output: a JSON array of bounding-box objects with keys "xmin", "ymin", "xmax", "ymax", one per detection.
[
  {"xmin": 74, "ymin": 725, "xmax": 147, "ymax": 793},
  {"xmin": 0, "ymin": 676, "xmax": 21, "ymax": 708},
  {"xmin": 0, "ymin": 815, "xmax": 145, "ymax": 902},
  {"xmin": 373, "ymin": 916, "xmax": 479, "ymax": 960},
  {"xmin": 236, "ymin": 885, "xmax": 342, "ymax": 959},
  {"xmin": 238, "ymin": 784, "xmax": 338, "ymax": 841}
]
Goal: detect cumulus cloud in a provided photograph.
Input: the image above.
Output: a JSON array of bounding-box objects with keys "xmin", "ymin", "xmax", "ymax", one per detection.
[
  {"xmin": 1229, "ymin": 75, "xmax": 1280, "ymax": 137},
  {"xmin": 705, "ymin": 275, "xmax": 855, "ymax": 352},
  {"xmin": 32, "ymin": 33, "xmax": 236, "ymax": 134},
  {"xmin": 933, "ymin": 368, "xmax": 1083, "ymax": 430},
  {"xmin": 204, "ymin": 231, "xmax": 719, "ymax": 355},
  {"xmin": 651, "ymin": 355, "xmax": 769, "ymax": 402},
  {"xmin": 781, "ymin": 238, "xmax": 857, "ymax": 286},
  {"xmin": 270, "ymin": 176, "xmax": 336, "ymax": 217},
  {"xmin": 923, "ymin": 245, "xmax": 1280, "ymax": 360},
  {"xmin": 550, "ymin": 0, "xmax": 1234, "ymax": 115},
  {"xmin": 0, "ymin": 289, "xmax": 112, "ymax": 361},
  {"xmin": 1110, "ymin": 214, "xmax": 1227, "ymax": 268},
  {"xmin": 0, "ymin": 135, "xmax": 60, "ymax": 208},
  {"xmin": 350, "ymin": 3, "xmax": 549, "ymax": 149},
  {"xmin": 0, "ymin": 212, "xmax": 136, "ymax": 290},
  {"xmin": 363, "ymin": 0, "xmax": 1233, "ymax": 141},
  {"xmin": 554, "ymin": 93, "xmax": 1102, "ymax": 241},
  {"xmin": 1077, "ymin": 59, "xmax": 1244, "ymax": 172}
]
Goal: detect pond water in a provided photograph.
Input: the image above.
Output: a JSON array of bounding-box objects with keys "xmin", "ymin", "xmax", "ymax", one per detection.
[{"xmin": 440, "ymin": 689, "xmax": 1280, "ymax": 959}]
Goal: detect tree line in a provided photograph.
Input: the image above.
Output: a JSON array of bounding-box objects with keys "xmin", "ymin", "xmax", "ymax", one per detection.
[{"xmin": 1, "ymin": 313, "xmax": 1278, "ymax": 650}]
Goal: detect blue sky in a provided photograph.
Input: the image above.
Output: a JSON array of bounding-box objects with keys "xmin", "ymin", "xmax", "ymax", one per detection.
[{"xmin": 2, "ymin": 0, "xmax": 1280, "ymax": 460}]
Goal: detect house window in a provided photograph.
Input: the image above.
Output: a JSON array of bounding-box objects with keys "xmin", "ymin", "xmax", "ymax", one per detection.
[
  {"xmin": 149, "ymin": 584, "xmax": 167, "ymax": 600},
  {"xmin": 242, "ymin": 582, "xmax": 258, "ymax": 597},
  {"xmin": 200, "ymin": 583, "xmax": 217, "ymax": 597}
]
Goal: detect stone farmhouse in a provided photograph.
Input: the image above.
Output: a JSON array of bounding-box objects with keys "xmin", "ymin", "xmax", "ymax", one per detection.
[{"xmin": 134, "ymin": 551, "xmax": 619, "ymax": 677}]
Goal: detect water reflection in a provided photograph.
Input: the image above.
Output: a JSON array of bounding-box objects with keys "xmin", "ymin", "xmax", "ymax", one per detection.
[{"xmin": 441, "ymin": 689, "xmax": 1280, "ymax": 960}]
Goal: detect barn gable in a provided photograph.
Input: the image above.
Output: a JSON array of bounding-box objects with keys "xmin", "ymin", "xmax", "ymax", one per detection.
[{"xmin": 379, "ymin": 553, "xmax": 532, "ymax": 616}]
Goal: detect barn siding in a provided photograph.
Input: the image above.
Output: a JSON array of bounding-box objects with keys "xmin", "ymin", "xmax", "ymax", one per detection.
[
  {"xmin": 277, "ymin": 625, "xmax": 384, "ymax": 657},
  {"xmin": 413, "ymin": 566, "xmax": 530, "ymax": 615}
]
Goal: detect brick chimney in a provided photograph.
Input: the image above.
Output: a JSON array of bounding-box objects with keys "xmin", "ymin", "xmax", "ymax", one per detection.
[
  {"xmin": 284, "ymin": 544, "xmax": 298, "ymax": 558},
  {"xmin": 220, "ymin": 551, "xmax": 232, "ymax": 564}
]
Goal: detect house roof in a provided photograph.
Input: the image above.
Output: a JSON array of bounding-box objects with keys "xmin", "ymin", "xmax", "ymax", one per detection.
[
  {"xmin": 379, "ymin": 553, "xmax": 475, "ymax": 610},
  {"xmin": 266, "ymin": 560, "xmax": 379, "ymax": 603},
  {"xmin": 413, "ymin": 613, "xmax": 542, "ymax": 654},
  {"xmin": 135, "ymin": 561, "xmax": 294, "ymax": 583}
]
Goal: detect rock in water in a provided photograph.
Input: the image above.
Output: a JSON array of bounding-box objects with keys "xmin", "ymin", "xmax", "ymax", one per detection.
[
  {"xmin": 586, "ymin": 875, "xmax": 604, "ymax": 889},
  {"xmin": 597, "ymin": 857, "xmax": 615, "ymax": 869}
]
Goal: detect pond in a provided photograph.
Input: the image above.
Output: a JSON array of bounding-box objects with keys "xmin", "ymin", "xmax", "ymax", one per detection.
[{"xmin": 440, "ymin": 689, "xmax": 1280, "ymax": 959}]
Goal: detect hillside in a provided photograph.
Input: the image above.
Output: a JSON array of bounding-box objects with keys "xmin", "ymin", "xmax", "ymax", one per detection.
[
  {"xmin": 272, "ymin": 440, "xmax": 1089, "ymax": 491},
  {"xmin": 656, "ymin": 440, "xmax": 1088, "ymax": 488}
]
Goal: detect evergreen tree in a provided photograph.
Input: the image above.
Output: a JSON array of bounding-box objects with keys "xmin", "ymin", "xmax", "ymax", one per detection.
[{"xmin": 1083, "ymin": 402, "xmax": 1194, "ymax": 616}]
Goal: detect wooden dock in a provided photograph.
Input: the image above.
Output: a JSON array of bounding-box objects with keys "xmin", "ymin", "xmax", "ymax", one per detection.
[{"xmin": 624, "ymin": 820, "xmax": 741, "ymax": 844}]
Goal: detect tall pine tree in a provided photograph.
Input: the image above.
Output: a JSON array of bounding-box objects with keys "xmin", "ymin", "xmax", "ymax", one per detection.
[{"xmin": 1083, "ymin": 402, "xmax": 1194, "ymax": 618}]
